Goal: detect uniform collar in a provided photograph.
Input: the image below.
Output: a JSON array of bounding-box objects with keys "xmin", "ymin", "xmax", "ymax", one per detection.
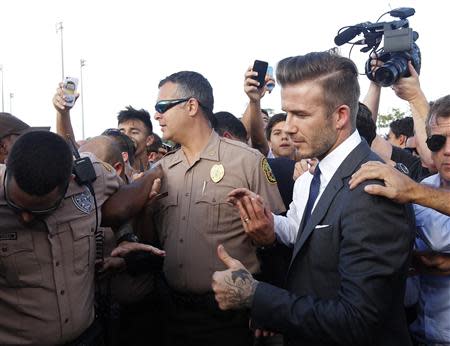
[{"xmin": 166, "ymin": 130, "xmax": 221, "ymax": 169}]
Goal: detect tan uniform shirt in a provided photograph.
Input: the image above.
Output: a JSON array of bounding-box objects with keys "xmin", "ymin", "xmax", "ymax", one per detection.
[
  {"xmin": 154, "ymin": 132, "xmax": 285, "ymax": 293},
  {"xmin": 0, "ymin": 156, "xmax": 120, "ymax": 345}
]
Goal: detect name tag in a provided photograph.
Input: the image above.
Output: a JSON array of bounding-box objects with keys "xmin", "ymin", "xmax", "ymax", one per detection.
[{"xmin": 0, "ymin": 232, "xmax": 17, "ymax": 241}]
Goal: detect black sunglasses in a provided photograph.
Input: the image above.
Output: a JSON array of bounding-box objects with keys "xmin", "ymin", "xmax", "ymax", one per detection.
[
  {"xmin": 102, "ymin": 128, "xmax": 122, "ymax": 136},
  {"xmin": 426, "ymin": 134, "xmax": 447, "ymax": 152},
  {"xmin": 155, "ymin": 98, "xmax": 191, "ymax": 114},
  {"xmin": 3, "ymin": 170, "xmax": 68, "ymax": 216}
]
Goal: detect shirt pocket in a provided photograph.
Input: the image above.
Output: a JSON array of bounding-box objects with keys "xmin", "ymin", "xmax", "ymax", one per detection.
[
  {"xmin": 194, "ymin": 187, "xmax": 236, "ymax": 234},
  {"xmin": 0, "ymin": 232, "xmax": 43, "ymax": 287},
  {"xmin": 154, "ymin": 193, "xmax": 178, "ymax": 245},
  {"xmin": 70, "ymin": 215, "xmax": 96, "ymax": 274}
]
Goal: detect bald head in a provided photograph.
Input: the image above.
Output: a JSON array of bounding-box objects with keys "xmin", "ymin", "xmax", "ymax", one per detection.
[{"xmin": 79, "ymin": 136, "xmax": 124, "ymax": 176}]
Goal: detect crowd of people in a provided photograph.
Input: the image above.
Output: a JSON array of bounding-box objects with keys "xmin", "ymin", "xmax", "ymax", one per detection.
[{"xmin": 0, "ymin": 47, "xmax": 449, "ymax": 346}]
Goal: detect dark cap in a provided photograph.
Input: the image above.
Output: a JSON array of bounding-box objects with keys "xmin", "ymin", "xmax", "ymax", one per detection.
[{"xmin": 0, "ymin": 112, "xmax": 50, "ymax": 139}]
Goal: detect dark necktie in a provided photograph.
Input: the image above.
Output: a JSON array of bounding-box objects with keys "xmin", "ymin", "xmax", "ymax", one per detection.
[{"xmin": 303, "ymin": 166, "xmax": 321, "ymax": 226}]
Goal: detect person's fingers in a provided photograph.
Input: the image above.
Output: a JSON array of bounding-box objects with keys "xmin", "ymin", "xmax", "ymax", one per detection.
[
  {"xmin": 364, "ymin": 184, "xmax": 392, "ymax": 198},
  {"xmin": 111, "ymin": 243, "xmax": 165, "ymax": 257},
  {"xmin": 235, "ymin": 199, "xmax": 250, "ymax": 222},
  {"xmin": 251, "ymin": 196, "xmax": 265, "ymax": 219},
  {"xmin": 408, "ymin": 61, "xmax": 419, "ymax": 78},
  {"xmin": 241, "ymin": 196, "xmax": 257, "ymax": 221},
  {"xmin": 227, "ymin": 188, "xmax": 252, "ymax": 199},
  {"xmin": 149, "ymin": 178, "xmax": 162, "ymax": 199},
  {"xmin": 217, "ymin": 244, "xmax": 242, "ymax": 269}
]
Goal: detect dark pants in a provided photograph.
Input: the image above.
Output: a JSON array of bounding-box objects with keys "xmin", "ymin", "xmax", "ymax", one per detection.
[
  {"xmin": 64, "ymin": 319, "xmax": 104, "ymax": 346},
  {"xmin": 162, "ymin": 287, "xmax": 253, "ymax": 346}
]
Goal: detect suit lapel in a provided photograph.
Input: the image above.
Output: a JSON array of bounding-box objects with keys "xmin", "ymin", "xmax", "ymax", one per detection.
[{"xmin": 290, "ymin": 140, "xmax": 372, "ymax": 263}]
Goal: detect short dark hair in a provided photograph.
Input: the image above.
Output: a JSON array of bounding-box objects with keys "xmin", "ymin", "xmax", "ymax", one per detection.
[
  {"xmin": 356, "ymin": 102, "xmax": 377, "ymax": 146},
  {"xmin": 102, "ymin": 128, "xmax": 136, "ymax": 166},
  {"xmin": 276, "ymin": 51, "xmax": 360, "ymax": 128},
  {"xmin": 389, "ymin": 117, "xmax": 414, "ymax": 138},
  {"xmin": 426, "ymin": 95, "xmax": 450, "ymax": 136},
  {"xmin": 7, "ymin": 131, "xmax": 73, "ymax": 196},
  {"xmin": 265, "ymin": 113, "xmax": 287, "ymax": 140},
  {"xmin": 117, "ymin": 106, "xmax": 153, "ymax": 135},
  {"xmin": 214, "ymin": 111, "xmax": 248, "ymax": 143},
  {"xmin": 147, "ymin": 133, "xmax": 163, "ymax": 153},
  {"xmin": 158, "ymin": 71, "xmax": 216, "ymax": 127}
]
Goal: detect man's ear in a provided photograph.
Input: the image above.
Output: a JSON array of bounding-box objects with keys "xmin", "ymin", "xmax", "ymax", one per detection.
[
  {"xmin": 187, "ymin": 98, "xmax": 201, "ymax": 117},
  {"xmin": 113, "ymin": 162, "xmax": 124, "ymax": 177},
  {"xmin": 399, "ymin": 134, "xmax": 408, "ymax": 146},
  {"xmin": 335, "ymin": 105, "xmax": 351, "ymax": 130},
  {"xmin": 222, "ymin": 131, "xmax": 234, "ymax": 140},
  {"xmin": 146, "ymin": 134, "xmax": 155, "ymax": 147},
  {"xmin": 148, "ymin": 151, "xmax": 158, "ymax": 163},
  {"xmin": 121, "ymin": 151, "xmax": 129, "ymax": 164}
]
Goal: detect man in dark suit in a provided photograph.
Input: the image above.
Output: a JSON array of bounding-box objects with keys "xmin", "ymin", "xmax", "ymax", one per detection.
[{"xmin": 211, "ymin": 51, "xmax": 415, "ymax": 345}]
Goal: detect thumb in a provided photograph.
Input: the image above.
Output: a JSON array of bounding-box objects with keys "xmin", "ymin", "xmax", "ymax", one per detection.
[{"xmin": 217, "ymin": 244, "xmax": 241, "ymax": 269}]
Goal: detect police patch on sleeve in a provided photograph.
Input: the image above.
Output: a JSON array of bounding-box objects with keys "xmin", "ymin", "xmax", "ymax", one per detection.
[
  {"xmin": 72, "ymin": 188, "xmax": 94, "ymax": 214},
  {"xmin": 261, "ymin": 158, "xmax": 277, "ymax": 184}
]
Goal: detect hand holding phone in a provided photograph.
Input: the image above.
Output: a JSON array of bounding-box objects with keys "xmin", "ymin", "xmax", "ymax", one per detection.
[
  {"xmin": 252, "ymin": 60, "xmax": 269, "ymax": 89},
  {"xmin": 62, "ymin": 77, "xmax": 79, "ymax": 107}
]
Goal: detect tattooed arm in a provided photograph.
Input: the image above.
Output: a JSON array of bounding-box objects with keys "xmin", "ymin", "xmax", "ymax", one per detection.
[{"xmin": 212, "ymin": 245, "xmax": 259, "ymax": 310}]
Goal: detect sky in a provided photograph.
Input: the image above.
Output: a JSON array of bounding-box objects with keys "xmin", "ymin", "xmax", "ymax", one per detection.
[{"xmin": 0, "ymin": 0, "xmax": 448, "ymax": 139}]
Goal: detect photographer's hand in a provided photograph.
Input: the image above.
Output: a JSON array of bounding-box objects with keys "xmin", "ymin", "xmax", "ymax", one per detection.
[
  {"xmin": 392, "ymin": 62, "xmax": 422, "ymax": 102},
  {"xmin": 392, "ymin": 62, "xmax": 433, "ymax": 169}
]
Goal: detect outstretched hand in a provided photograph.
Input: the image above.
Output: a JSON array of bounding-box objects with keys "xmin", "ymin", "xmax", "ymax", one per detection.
[{"xmin": 227, "ymin": 188, "xmax": 275, "ymax": 246}]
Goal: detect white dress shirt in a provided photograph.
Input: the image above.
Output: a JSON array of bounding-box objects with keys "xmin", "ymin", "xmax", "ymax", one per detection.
[{"xmin": 274, "ymin": 130, "xmax": 362, "ymax": 246}]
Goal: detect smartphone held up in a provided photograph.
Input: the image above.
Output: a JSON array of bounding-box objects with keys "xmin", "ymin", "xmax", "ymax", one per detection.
[
  {"xmin": 252, "ymin": 60, "xmax": 268, "ymax": 89},
  {"xmin": 62, "ymin": 77, "xmax": 78, "ymax": 107}
]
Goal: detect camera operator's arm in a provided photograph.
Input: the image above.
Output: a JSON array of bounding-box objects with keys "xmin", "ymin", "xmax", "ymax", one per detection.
[
  {"xmin": 393, "ymin": 62, "xmax": 433, "ymax": 168},
  {"xmin": 53, "ymin": 82, "xmax": 78, "ymax": 145},
  {"xmin": 362, "ymin": 81, "xmax": 382, "ymax": 124},
  {"xmin": 241, "ymin": 67, "xmax": 271, "ymax": 156}
]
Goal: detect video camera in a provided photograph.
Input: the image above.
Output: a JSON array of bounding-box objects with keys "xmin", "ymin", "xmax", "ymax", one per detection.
[{"xmin": 334, "ymin": 7, "xmax": 421, "ymax": 87}]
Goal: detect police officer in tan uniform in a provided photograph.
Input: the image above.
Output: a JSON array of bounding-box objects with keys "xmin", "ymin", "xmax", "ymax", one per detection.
[
  {"xmin": 152, "ymin": 71, "xmax": 285, "ymax": 346},
  {"xmin": 0, "ymin": 131, "xmax": 162, "ymax": 345},
  {"xmin": 0, "ymin": 112, "xmax": 50, "ymax": 163}
]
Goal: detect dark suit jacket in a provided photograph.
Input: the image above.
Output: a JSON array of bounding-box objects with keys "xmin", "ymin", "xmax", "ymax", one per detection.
[{"xmin": 252, "ymin": 140, "xmax": 415, "ymax": 346}]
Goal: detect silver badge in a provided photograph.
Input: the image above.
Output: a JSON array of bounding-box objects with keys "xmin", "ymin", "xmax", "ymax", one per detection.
[{"xmin": 72, "ymin": 188, "xmax": 94, "ymax": 214}]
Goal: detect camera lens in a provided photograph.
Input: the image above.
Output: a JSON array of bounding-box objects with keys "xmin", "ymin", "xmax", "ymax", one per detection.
[{"xmin": 375, "ymin": 66, "xmax": 397, "ymax": 87}]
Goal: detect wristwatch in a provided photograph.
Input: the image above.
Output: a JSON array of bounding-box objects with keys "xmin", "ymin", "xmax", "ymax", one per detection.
[
  {"xmin": 394, "ymin": 162, "xmax": 410, "ymax": 176},
  {"xmin": 117, "ymin": 233, "xmax": 139, "ymax": 244}
]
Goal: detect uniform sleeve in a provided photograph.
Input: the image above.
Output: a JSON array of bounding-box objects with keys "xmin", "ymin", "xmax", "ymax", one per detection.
[
  {"xmin": 91, "ymin": 160, "xmax": 121, "ymax": 207},
  {"xmin": 252, "ymin": 157, "xmax": 286, "ymax": 215}
]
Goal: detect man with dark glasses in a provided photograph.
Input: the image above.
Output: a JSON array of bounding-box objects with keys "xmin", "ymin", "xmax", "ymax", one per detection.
[
  {"xmin": 151, "ymin": 71, "xmax": 285, "ymax": 346},
  {"xmin": 350, "ymin": 95, "xmax": 450, "ymax": 345},
  {"xmin": 0, "ymin": 131, "xmax": 163, "ymax": 345}
]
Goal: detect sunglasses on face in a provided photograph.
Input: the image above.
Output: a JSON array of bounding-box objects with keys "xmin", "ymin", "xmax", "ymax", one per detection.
[
  {"xmin": 426, "ymin": 134, "xmax": 448, "ymax": 152},
  {"xmin": 155, "ymin": 98, "xmax": 191, "ymax": 114},
  {"xmin": 3, "ymin": 170, "xmax": 68, "ymax": 216}
]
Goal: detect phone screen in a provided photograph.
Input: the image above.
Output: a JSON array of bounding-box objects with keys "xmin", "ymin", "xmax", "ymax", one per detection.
[{"xmin": 252, "ymin": 60, "xmax": 269, "ymax": 88}]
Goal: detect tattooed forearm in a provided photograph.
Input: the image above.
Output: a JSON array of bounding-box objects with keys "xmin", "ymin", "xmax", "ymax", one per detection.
[{"xmin": 224, "ymin": 268, "xmax": 259, "ymax": 308}]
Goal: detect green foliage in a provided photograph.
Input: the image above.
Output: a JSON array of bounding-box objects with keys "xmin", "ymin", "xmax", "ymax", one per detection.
[{"xmin": 377, "ymin": 108, "xmax": 410, "ymax": 129}]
